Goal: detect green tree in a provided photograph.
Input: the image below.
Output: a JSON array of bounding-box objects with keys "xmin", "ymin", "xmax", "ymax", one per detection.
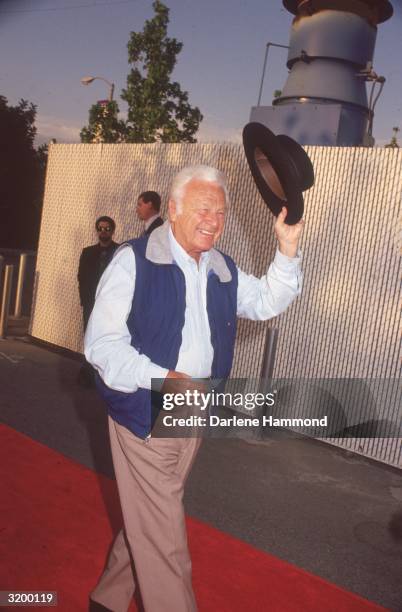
[
  {"xmin": 80, "ymin": 100, "xmax": 126, "ymax": 143},
  {"xmin": 0, "ymin": 96, "xmax": 46, "ymax": 249},
  {"xmin": 121, "ymin": 0, "xmax": 202, "ymax": 143},
  {"xmin": 385, "ymin": 126, "xmax": 400, "ymax": 148}
]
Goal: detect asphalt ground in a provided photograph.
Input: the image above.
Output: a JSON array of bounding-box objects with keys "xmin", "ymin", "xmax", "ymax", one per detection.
[{"xmin": 0, "ymin": 337, "xmax": 401, "ymax": 610}]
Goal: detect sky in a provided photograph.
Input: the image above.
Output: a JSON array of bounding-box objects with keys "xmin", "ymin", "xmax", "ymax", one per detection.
[{"xmin": 1, "ymin": 0, "xmax": 401, "ymax": 147}]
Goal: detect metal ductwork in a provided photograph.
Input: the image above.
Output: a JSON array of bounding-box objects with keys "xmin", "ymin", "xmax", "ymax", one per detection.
[{"xmin": 250, "ymin": 0, "xmax": 393, "ymax": 146}]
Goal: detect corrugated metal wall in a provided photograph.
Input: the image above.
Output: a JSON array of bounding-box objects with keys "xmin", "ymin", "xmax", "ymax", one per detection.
[{"xmin": 30, "ymin": 143, "xmax": 401, "ymax": 467}]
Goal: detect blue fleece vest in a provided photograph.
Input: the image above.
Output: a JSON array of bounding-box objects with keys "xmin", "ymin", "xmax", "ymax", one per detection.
[{"xmin": 96, "ymin": 235, "xmax": 238, "ymax": 438}]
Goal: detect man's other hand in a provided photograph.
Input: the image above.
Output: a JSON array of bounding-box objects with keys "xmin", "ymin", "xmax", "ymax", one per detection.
[
  {"xmin": 275, "ymin": 207, "xmax": 305, "ymax": 258},
  {"xmin": 162, "ymin": 371, "xmax": 208, "ymax": 396}
]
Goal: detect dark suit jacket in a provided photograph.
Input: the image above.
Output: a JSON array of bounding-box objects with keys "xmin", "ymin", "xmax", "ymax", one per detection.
[
  {"xmin": 145, "ymin": 216, "xmax": 164, "ymax": 236},
  {"xmin": 78, "ymin": 241, "xmax": 118, "ymax": 328}
]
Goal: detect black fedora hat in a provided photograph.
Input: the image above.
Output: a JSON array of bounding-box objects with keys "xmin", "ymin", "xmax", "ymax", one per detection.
[{"xmin": 242, "ymin": 122, "xmax": 314, "ymax": 225}]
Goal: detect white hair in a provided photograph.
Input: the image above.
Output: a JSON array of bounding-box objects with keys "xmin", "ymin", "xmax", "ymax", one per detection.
[{"xmin": 170, "ymin": 165, "xmax": 230, "ymax": 213}]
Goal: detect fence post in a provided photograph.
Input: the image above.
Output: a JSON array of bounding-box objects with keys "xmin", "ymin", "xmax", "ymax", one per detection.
[
  {"xmin": 257, "ymin": 327, "xmax": 279, "ymax": 439},
  {"xmin": 0, "ymin": 265, "xmax": 14, "ymax": 339},
  {"xmin": 260, "ymin": 327, "xmax": 279, "ymax": 382},
  {"xmin": 14, "ymin": 253, "xmax": 28, "ymax": 318},
  {"xmin": 0, "ymin": 255, "xmax": 4, "ymax": 293}
]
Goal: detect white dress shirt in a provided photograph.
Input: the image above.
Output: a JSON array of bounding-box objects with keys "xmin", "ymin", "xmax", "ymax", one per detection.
[
  {"xmin": 85, "ymin": 226, "xmax": 302, "ymax": 393},
  {"xmin": 144, "ymin": 213, "xmax": 160, "ymax": 232}
]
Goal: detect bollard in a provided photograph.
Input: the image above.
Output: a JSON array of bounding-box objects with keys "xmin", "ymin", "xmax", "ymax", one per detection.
[
  {"xmin": 260, "ymin": 327, "xmax": 279, "ymax": 383},
  {"xmin": 258, "ymin": 327, "xmax": 279, "ymax": 439},
  {"xmin": 0, "ymin": 255, "xmax": 4, "ymax": 294},
  {"xmin": 14, "ymin": 253, "xmax": 28, "ymax": 318},
  {"xmin": 0, "ymin": 265, "xmax": 14, "ymax": 339}
]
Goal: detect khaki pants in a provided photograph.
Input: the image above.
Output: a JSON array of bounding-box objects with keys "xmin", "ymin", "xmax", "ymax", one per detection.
[{"xmin": 91, "ymin": 417, "xmax": 201, "ymax": 612}]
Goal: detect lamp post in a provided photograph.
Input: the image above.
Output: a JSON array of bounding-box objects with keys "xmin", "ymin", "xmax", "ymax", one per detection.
[{"xmin": 80, "ymin": 75, "xmax": 115, "ymax": 102}]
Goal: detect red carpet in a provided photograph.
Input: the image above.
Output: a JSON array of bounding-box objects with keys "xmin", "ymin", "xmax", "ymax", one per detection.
[{"xmin": 0, "ymin": 424, "xmax": 385, "ymax": 611}]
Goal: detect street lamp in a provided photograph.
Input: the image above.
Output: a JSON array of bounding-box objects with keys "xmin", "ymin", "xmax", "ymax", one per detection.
[{"xmin": 80, "ymin": 75, "xmax": 115, "ymax": 102}]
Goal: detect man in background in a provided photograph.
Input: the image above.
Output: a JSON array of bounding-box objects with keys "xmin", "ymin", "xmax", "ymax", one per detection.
[
  {"xmin": 136, "ymin": 191, "xmax": 163, "ymax": 235},
  {"xmin": 77, "ymin": 216, "xmax": 118, "ymax": 386}
]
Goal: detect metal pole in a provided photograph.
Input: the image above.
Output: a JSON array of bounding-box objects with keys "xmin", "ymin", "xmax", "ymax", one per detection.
[
  {"xmin": 14, "ymin": 253, "xmax": 28, "ymax": 318},
  {"xmin": 257, "ymin": 42, "xmax": 290, "ymax": 107},
  {"xmin": 256, "ymin": 327, "xmax": 279, "ymax": 439},
  {"xmin": 257, "ymin": 44, "xmax": 270, "ymax": 106},
  {"xmin": 0, "ymin": 265, "xmax": 14, "ymax": 340},
  {"xmin": 260, "ymin": 327, "xmax": 279, "ymax": 382},
  {"xmin": 0, "ymin": 255, "xmax": 4, "ymax": 293}
]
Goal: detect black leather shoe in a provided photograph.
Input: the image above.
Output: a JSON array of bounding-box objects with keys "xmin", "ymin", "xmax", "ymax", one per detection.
[{"xmin": 89, "ymin": 598, "xmax": 113, "ymax": 612}]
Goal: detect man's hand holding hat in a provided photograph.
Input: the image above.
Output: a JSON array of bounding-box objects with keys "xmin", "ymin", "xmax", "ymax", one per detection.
[{"xmin": 275, "ymin": 206, "xmax": 305, "ymax": 258}]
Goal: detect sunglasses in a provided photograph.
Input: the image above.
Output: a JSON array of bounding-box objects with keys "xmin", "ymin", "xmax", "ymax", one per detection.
[{"xmin": 97, "ymin": 226, "xmax": 112, "ymax": 232}]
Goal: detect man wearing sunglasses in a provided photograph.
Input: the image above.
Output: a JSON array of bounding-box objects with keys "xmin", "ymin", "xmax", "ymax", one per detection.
[{"xmin": 77, "ymin": 216, "xmax": 118, "ymax": 386}]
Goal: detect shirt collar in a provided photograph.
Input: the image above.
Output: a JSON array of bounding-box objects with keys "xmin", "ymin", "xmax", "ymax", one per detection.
[
  {"xmin": 143, "ymin": 221, "xmax": 232, "ymax": 283},
  {"xmin": 168, "ymin": 226, "xmax": 210, "ymax": 270},
  {"xmin": 144, "ymin": 213, "xmax": 159, "ymax": 231}
]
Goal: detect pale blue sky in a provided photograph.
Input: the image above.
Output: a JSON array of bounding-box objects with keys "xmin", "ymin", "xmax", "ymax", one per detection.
[{"xmin": 1, "ymin": 0, "xmax": 401, "ymax": 146}]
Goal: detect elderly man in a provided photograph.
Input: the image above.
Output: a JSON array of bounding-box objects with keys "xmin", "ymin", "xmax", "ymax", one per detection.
[{"xmin": 85, "ymin": 165, "xmax": 304, "ymax": 612}]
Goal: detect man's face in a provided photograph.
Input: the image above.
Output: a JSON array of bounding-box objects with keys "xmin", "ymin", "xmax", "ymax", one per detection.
[
  {"xmin": 169, "ymin": 179, "xmax": 226, "ymax": 261},
  {"xmin": 136, "ymin": 197, "xmax": 153, "ymax": 221},
  {"xmin": 96, "ymin": 221, "xmax": 114, "ymax": 245}
]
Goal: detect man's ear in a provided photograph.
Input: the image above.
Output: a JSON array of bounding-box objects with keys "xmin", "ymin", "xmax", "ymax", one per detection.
[{"xmin": 168, "ymin": 199, "xmax": 177, "ymax": 222}]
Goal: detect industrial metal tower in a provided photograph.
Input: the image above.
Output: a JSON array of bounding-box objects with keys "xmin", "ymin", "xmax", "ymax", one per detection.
[{"xmin": 251, "ymin": 0, "xmax": 393, "ymax": 145}]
